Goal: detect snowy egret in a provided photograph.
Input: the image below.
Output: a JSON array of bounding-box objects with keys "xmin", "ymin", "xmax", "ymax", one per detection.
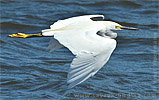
[{"xmin": 9, "ymin": 15, "xmax": 139, "ymax": 88}]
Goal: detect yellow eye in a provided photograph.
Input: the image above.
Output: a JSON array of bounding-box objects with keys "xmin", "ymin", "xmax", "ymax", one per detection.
[{"xmin": 115, "ymin": 26, "xmax": 121, "ymax": 29}]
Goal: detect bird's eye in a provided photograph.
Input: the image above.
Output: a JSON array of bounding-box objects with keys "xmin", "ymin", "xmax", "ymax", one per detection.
[{"xmin": 115, "ymin": 26, "xmax": 121, "ymax": 29}]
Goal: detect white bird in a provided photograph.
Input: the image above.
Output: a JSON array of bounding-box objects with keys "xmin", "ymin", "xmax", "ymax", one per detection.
[{"xmin": 9, "ymin": 15, "xmax": 139, "ymax": 88}]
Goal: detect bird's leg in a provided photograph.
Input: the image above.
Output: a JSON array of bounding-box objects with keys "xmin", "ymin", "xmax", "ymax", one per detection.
[{"xmin": 8, "ymin": 33, "xmax": 43, "ymax": 38}]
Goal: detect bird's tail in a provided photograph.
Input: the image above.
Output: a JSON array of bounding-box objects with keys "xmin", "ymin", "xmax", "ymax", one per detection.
[{"xmin": 41, "ymin": 29, "xmax": 55, "ymax": 36}]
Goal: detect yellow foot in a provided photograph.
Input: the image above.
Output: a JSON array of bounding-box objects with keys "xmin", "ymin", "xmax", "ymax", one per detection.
[
  {"xmin": 8, "ymin": 33, "xmax": 28, "ymax": 38},
  {"xmin": 8, "ymin": 33, "xmax": 42, "ymax": 38}
]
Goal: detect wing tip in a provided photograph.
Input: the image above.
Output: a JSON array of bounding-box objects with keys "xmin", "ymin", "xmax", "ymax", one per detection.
[{"xmin": 90, "ymin": 15, "xmax": 104, "ymax": 21}]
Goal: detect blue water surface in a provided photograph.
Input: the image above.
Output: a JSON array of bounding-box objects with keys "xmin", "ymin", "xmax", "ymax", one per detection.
[{"xmin": 0, "ymin": 0, "xmax": 159, "ymax": 99}]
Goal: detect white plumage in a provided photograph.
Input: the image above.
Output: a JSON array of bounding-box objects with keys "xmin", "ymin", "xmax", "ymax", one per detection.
[{"xmin": 41, "ymin": 15, "xmax": 137, "ymax": 88}]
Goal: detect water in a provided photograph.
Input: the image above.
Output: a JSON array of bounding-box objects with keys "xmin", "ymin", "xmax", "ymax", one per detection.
[{"xmin": 0, "ymin": 0, "xmax": 159, "ymax": 99}]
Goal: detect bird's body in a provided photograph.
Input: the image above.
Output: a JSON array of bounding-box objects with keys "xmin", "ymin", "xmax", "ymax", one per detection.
[
  {"xmin": 8, "ymin": 15, "xmax": 139, "ymax": 88},
  {"xmin": 42, "ymin": 15, "xmax": 118, "ymax": 88}
]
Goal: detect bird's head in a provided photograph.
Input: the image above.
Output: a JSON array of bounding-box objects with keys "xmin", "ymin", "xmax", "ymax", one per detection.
[{"xmin": 103, "ymin": 21, "xmax": 139, "ymax": 31}]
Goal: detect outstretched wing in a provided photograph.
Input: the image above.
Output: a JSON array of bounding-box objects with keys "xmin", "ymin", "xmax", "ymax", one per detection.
[
  {"xmin": 50, "ymin": 15, "xmax": 104, "ymax": 30},
  {"xmin": 46, "ymin": 37, "xmax": 64, "ymax": 52},
  {"xmin": 42, "ymin": 15, "xmax": 104, "ymax": 36},
  {"xmin": 67, "ymin": 47, "xmax": 116, "ymax": 88},
  {"xmin": 53, "ymin": 27, "xmax": 116, "ymax": 88},
  {"xmin": 44, "ymin": 15, "xmax": 116, "ymax": 88}
]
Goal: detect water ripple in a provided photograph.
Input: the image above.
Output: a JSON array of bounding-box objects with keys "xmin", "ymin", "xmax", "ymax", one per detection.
[{"xmin": 1, "ymin": 0, "xmax": 159, "ymax": 100}]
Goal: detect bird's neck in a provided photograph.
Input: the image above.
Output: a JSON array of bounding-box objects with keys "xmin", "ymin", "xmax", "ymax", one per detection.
[{"xmin": 97, "ymin": 30, "xmax": 117, "ymax": 39}]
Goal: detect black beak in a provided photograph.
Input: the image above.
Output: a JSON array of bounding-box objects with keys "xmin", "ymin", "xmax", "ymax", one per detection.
[{"xmin": 121, "ymin": 26, "xmax": 139, "ymax": 30}]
